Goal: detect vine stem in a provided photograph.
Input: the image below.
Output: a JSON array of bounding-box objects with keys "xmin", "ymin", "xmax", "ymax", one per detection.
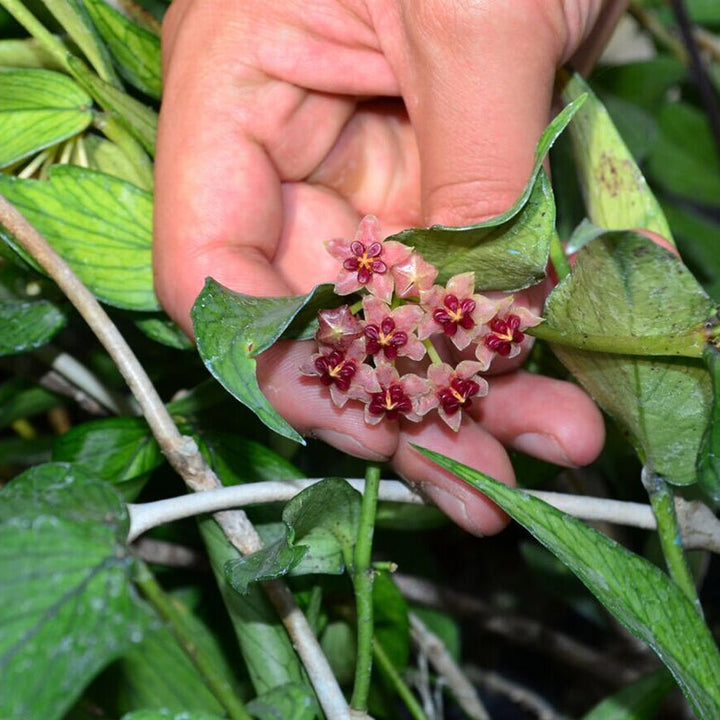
[
  {"xmin": 351, "ymin": 462, "xmax": 381, "ymax": 713},
  {"xmin": 373, "ymin": 637, "xmax": 428, "ymax": 720},
  {"xmin": 548, "ymin": 230, "xmax": 571, "ymax": 282},
  {"xmin": 134, "ymin": 562, "xmax": 254, "ymax": 720},
  {"xmin": 0, "ymin": 194, "xmax": 349, "ymax": 720},
  {"xmin": 641, "ymin": 468, "xmax": 703, "ymax": 615}
]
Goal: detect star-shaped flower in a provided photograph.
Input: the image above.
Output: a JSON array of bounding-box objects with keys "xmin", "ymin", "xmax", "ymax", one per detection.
[
  {"xmin": 325, "ymin": 215, "xmax": 412, "ymax": 303},
  {"xmin": 418, "ymin": 272, "xmax": 497, "ymax": 350},
  {"xmin": 475, "ymin": 296, "xmax": 543, "ymax": 370},
  {"xmin": 356, "ymin": 364, "xmax": 430, "ymax": 425},
  {"xmin": 300, "ymin": 339, "xmax": 373, "ymax": 408},
  {"xmin": 418, "ymin": 361, "xmax": 489, "ymax": 431},
  {"xmin": 361, "ymin": 296, "xmax": 425, "ymax": 364},
  {"xmin": 391, "ymin": 251, "xmax": 439, "ymax": 299}
]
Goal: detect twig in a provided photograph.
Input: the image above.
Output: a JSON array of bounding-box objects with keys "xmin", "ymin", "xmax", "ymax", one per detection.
[
  {"xmin": 132, "ymin": 537, "xmax": 208, "ymax": 570},
  {"xmin": 395, "ymin": 574, "xmax": 646, "ymax": 686},
  {"xmin": 409, "ymin": 612, "xmax": 490, "ymax": 720},
  {"xmin": 0, "ymin": 194, "xmax": 349, "ymax": 720},
  {"xmin": 463, "ymin": 665, "xmax": 569, "ymax": 720}
]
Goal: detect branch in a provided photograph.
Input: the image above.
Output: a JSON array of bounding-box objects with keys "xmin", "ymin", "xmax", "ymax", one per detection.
[
  {"xmin": 0, "ymin": 194, "xmax": 349, "ymax": 720},
  {"xmin": 409, "ymin": 612, "xmax": 490, "ymax": 720}
]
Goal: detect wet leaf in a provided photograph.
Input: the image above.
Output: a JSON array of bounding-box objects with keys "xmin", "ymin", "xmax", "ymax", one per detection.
[
  {"xmin": 0, "ymin": 463, "xmax": 151, "ymax": 720},
  {"xmin": 192, "ymin": 278, "xmax": 337, "ymax": 444},
  {"xmin": 418, "ymin": 448, "xmax": 720, "ymax": 719},
  {"xmin": 0, "ymin": 298, "xmax": 65, "ymax": 355},
  {"xmin": 561, "ymin": 72, "xmax": 672, "ymax": 240},
  {"xmin": 0, "ymin": 165, "xmax": 157, "ymax": 310},
  {"xmin": 0, "ymin": 68, "xmax": 92, "ymax": 168},
  {"xmin": 544, "ymin": 232, "xmax": 714, "ymax": 485}
]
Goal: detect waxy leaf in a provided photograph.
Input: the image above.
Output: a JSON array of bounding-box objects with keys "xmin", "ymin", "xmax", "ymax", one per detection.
[
  {"xmin": 418, "ymin": 448, "xmax": 720, "ymax": 719},
  {"xmin": 560, "ymin": 72, "xmax": 672, "ymax": 240},
  {"xmin": 0, "ymin": 298, "xmax": 65, "ymax": 355},
  {"xmin": 389, "ymin": 98, "xmax": 587, "ymax": 291},
  {"xmin": 192, "ymin": 278, "xmax": 337, "ymax": 443},
  {"xmin": 544, "ymin": 233, "xmax": 714, "ymax": 485},
  {"xmin": 84, "ymin": 0, "xmax": 162, "ymax": 99},
  {"xmin": 0, "ymin": 68, "xmax": 92, "ymax": 168},
  {"xmin": 225, "ymin": 478, "xmax": 362, "ymax": 592},
  {"xmin": 0, "ymin": 165, "xmax": 157, "ymax": 310},
  {"xmin": 247, "ymin": 682, "xmax": 318, "ymax": 720},
  {"xmin": 52, "ymin": 417, "xmax": 164, "ymax": 501},
  {"xmin": 0, "ymin": 463, "xmax": 151, "ymax": 720}
]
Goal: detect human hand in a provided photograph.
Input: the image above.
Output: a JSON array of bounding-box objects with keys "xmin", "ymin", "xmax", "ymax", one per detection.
[{"xmin": 154, "ymin": 0, "xmax": 624, "ymax": 535}]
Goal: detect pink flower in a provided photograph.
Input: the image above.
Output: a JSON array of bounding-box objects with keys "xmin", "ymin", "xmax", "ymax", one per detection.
[
  {"xmin": 357, "ymin": 364, "xmax": 430, "ymax": 425},
  {"xmin": 315, "ymin": 305, "xmax": 363, "ymax": 349},
  {"xmin": 418, "ymin": 361, "xmax": 489, "ymax": 431},
  {"xmin": 361, "ymin": 296, "xmax": 425, "ymax": 364},
  {"xmin": 391, "ymin": 251, "xmax": 438, "ymax": 299},
  {"xmin": 326, "ymin": 215, "xmax": 412, "ymax": 303},
  {"xmin": 300, "ymin": 339, "xmax": 373, "ymax": 408},
  {"xmin": 475, "ymin": 297, "xmax": 543, "ymax": 370},
  {"xmin": 418, "ymin": 272, "xmax": 497, "ymax": 350}
]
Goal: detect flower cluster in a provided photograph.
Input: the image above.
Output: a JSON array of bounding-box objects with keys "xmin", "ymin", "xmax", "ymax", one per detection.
[{"xmin": 300, "ymin": 216, "xmax": 542, "ymax": 431}]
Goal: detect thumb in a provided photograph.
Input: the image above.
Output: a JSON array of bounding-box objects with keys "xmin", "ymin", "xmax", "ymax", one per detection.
[{"xmin": 385, "ymin": 1, "xmax": 579, "ymax": 225}]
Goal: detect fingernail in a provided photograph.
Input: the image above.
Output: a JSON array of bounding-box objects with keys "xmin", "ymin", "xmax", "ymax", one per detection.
[
  {"xmin": 421, "ymin": 484, "xmax": 484, "ymax": 537},
  {"xmin": 311, "ymin": 428, "xmax": 389, "ymax": 462},
  {"xmin": 513, "ymin": 433, "xmax": 574, "ymax": 466}
]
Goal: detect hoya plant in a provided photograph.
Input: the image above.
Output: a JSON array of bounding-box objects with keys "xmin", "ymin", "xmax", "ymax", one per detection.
[{"xmin": 0, "ymin": 2, "xmax": 719, "ymax": 719}]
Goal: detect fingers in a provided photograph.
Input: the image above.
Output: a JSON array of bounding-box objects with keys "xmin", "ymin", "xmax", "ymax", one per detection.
[{"xmin": 394, "ymin": 417, "xmax": 515, "ymax": 536}]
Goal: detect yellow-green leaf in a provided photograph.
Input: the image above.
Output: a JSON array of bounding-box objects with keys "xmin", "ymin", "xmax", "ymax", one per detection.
[{"xmin": 0, "ymin": 68, "xmax": 92, "ymax": 168}]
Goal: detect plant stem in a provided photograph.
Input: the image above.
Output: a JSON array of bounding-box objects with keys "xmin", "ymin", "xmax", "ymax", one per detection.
[
  {"xmin": 351, "ymin": 462, "xmax": 382, "ymax": 712},
  {"xmin": 373, "ymin": 636, "xmax": 428, "ymax": 720},
  {"xmin": 0, "ymin": 194, "xmax": 349, "ymax": 720},
  {"xmin": 641, "ymin": 467, "xmax": 703, "ymax": 615},
  {"xmin": 527, "ymin": 323, "xmax": 705, "ymax": 358},
  {"xmin": 423, "ymin": 339, "xmax": 443, "ymax": 365},
  {"xmin": 134, "ymin": 562, "xmax": 253, "ymax": 720},
  {"xmin": 0, "ymin": 0, "xmax": 70, "ymax": 71},
  {"xmin": 548, "ymin": 230, "xmax": 571, "ymax": 281}
]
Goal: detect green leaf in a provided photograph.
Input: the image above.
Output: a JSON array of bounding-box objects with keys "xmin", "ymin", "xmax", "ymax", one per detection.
[
  {"xmin": 121, "ymin": 712, "xmax": 224, "ymax": 720},
  {"xmin": 647, "ymin": 102, "xmax": 720, "ymax": 207},
  {"xmin": 84, "ymin": 0, "xmax": 162, "ymax": 99},
  {"xmin": 192, "ymin": 278, "xmax": 337, "ymax": 443},
  {"xmin": 246, "ymin": 682, "xmax": 318, "ymax": 720},
  {"xmin": 320, "ymin": 621, "xmax": 356, "ymax": 685},
  {"xmin": 580, "ymin": 669, "xmax": 675, "ymax": 720},
  {"xmin": 96, "ymin": 597, "xmax": 240, "ymax": 717},
  {"xmin": 697, "ymin": 345, "xmax": 720, "ymax": 503},
  {"xmin": 225, "ymin": 478, "xmax": 362, "ymax": 591},
  {"xmin": 83, "ymin": 133, "xmax": 153, "ymax": 190},
  {"xmin": 0, "ymin": 377, "xmax": 61, "ymax": 430},
  {"xmin": 387, "ymin": 98, "xmax": 587, "ymax": 291},
  {"xmin": 0, "ymin": 68, "xmax": 92, "ymax": 168},
  {"xmin": 52, "ymin": 417, "xmax": 164, "ymax": 501},
  {"xmin": 0, "ymin": 165, "xmax": 158, "ymax": 310},
  {"xmin": 225, "ymin": 539, "xmax": 308, "ymax": 594},
  {"xmin": 43, "ymin": 0, "xmax": 121, "ymax": 87},
  {"xmin": 0, "ymin": 298, "xmax": 65, "ymax": 355},
  {"xmin": 198, "ymin": 519, "xmax": 308, "ymax": 695},
  {"xmin": 560, "ymin": 72, "xmax": 673, "ymax": 240},
  {"xmin": 135, "ymin": 315, "xmax": 194, "ymax": 350},
  {"xmin": 0, "ymin": 38, "xmax": 62, "ymax": 70},
  {"xmin": 68, "ymin": 54, "xmax": 157, "ymax": 155},
  {"xmin": 373, "ymin": 573, "xmax": 409, "ymax": 671},
  {"xmin": 544, "ymin": 233, "xmax": 714, "ymax": 485},
  {"xmin": 417, "ymin": 447, "xmax": 720, "ymax": 719},
  {"xmin": 0, "ymin": 463, "xmax": 151, "ymax": 720},
  {"xmin": 391, "ymin": 170, "xmax": 555, "ymax": 292}
]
